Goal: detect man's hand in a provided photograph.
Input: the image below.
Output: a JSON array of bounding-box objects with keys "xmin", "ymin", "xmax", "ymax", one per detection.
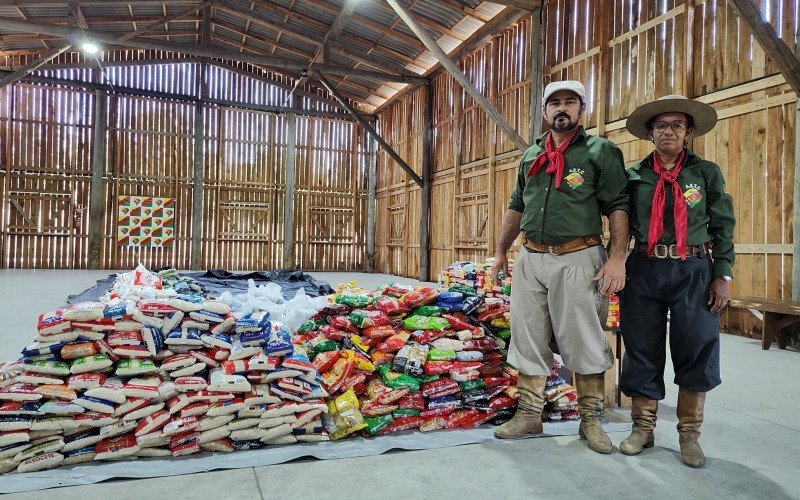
[
  {"xmin": 594, "ymin": 256, "xmax": 625, "ymax": 295},
  {"xmin": 708, "ymin": 277, "xmax": 730, "ymax": 313},
  {"xmin": 491, "ymin": 252, "xmax": 509, "ymax": 284}
]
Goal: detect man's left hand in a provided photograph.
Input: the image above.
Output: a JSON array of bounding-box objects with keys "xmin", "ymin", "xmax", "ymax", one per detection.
[
  {"xmin": 708, "ymin": 278, "xmax": 730, "ymax": 313},
  {"xmin": 594, "ymin": 257, "xmax": 626, "ymax": 295}
]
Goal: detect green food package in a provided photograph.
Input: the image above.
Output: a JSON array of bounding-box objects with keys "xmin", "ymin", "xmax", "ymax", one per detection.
[
  {"xmin": 402, "ymin": 315, "xmax": 450, "ymax": 331},
  {"xmin": 413, "ymin": 305, "xmax": 446, "ymax": 317},
  {"xmin": 297, "ymin": 318, "xmax": 328, "ymax": 334},
  {"xmin": 496, "ymin": 328, "xmax": 511, "ymax": 341},
  {"xmin": 393, "ymin": 409, "xmax": 421, "ymax": 418},
  {"xmin": 459, "ymin": 380, "xmax": 486, "ymax": 393},
  {"xmin": 335, "ymin": 293, "xmax": 372, "ymax": 307},
  {"xmin": 502, "ymin": 285, "xmax": 512, "ymax": 296},
  {"xmin": 419, "ymin": 374, "xmax": 440, "ymax": 384},
  {"xmin": 448, "ymin": 283, "xmax": 477, "ymax": 296},
  {"xmin": 427, "ymin": 348, "xmax": 457, "ymax": 361},
  {"xmin": 363, "ymin": 415, "xmax": 394, "ymax": 436},
  {"xmin": 379, "ymin": 364, "xmax": 421, "ymax": 392},
  {"xmin": 306, "ymin": 336, "xmax": 339, "ymax": 356}
]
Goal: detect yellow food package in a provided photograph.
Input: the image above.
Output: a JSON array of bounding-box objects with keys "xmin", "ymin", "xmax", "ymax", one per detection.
[
  {"xmin": 323, "ymin": 388, "xmax": 367, "ymax": 440},
  {"xmin": 341, "ymin": 349, "xmax": 375, "ymax": 373}
]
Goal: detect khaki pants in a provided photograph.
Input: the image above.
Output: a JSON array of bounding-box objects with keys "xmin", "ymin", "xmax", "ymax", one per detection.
[{"xmin": 507, "ymin": 245, "xmax": 613, "ymax": 376}]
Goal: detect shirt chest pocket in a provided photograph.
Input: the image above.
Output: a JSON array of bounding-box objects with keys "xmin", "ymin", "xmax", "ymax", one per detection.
[{"xmin": 681, "ymin": 179, "xmax": 706, "ymax": 211}]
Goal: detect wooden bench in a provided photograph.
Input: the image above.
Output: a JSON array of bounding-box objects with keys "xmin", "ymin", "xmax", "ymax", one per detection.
[{"xmin": 729, "ymin": 297, "xmax": 800, "ymax": 350}]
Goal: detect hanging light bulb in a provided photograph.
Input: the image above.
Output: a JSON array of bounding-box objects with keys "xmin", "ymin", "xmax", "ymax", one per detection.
[{"xmin": 81, "ymin": 41, "xmax": 99, "ymax": 54}]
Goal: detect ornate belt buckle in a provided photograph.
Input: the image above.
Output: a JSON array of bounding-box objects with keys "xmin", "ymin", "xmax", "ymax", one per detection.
[
  {"xmin": 548, "ymin": 245, "xmax": 558, "ymax": 255},
  {"xmin": 654, "ymin": 244, "xmax": 669, "ymax": 258},
  {"xmin": 668, "ymin": 245, "xmax": 680, "ymax": 259}
]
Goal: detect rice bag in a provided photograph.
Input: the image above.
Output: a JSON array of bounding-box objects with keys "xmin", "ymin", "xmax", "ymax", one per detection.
[
  {"xmin": 37, "ymin": 310, "xmax": 71, "ymax": 336},
  {"xmin": 116, "ymin": 359, "xmax": 158, "ymax": 377},
  {"xmin": 266, "ymin": 329, "xmax": 294, "ymax": 357}
]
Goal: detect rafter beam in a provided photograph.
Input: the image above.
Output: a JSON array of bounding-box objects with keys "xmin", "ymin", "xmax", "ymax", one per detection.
[
  {"xmin": 314, "ymin": 71, "xmax": 423, "ymax": 187},
  {"xmin": 213, "ymin": 1, "xmax": 413, "ymax": 75},
  {"xmin": 0, "ymin": 17, "xmax": 428, "ymax": 84},
  {"xmin": 385, "ymin": 0, "xmax": 528, "ymax": 152},
  {"xmin": 482, "ymin": 0, "xmax": 542, "ymax": 10},
  {"xmin": 727, "ymin": 0, "xmax": 800, "ymax": 94}
]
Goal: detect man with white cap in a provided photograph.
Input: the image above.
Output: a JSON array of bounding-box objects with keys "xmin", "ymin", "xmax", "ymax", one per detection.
[
  {"xmin": 491, "ymin": 80, "xmax": 629, "ymax": 454},
  {"xmin": 618, "ymin": 95, "xmax": 734, "ymax": 468}
]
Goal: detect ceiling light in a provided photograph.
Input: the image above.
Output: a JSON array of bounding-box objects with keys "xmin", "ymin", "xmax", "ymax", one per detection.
[{"xmin": 81, "ymin": 41, "xmax": 99, "ymax": 54}]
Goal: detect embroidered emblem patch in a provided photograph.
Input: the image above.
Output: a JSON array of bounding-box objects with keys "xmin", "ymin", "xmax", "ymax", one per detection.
[
  {"xmin": 565, "ymin": 168, "xmax": 585, "ymax": 190},
  {"xmin": 684, "ymin": 184, "xmax": 702, "ymax": 208}
]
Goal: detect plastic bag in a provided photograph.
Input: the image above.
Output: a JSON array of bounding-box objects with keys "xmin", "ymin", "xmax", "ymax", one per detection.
[
  {"xmin": 399, "ymin": 287, "xmax": 438, "ymax": 309},
  {"xmin": 363, "ymin": 415, "xmax": 394, "ymax": 436},
  {"xmin": 460, "ymin": 296, "xmax": 484, "ymax": 315},
  {"xmin": 348, "ymin": 309, "xmax": 390, "ymax": 329},
  {"xmin": 413, "ymin": 306, "xmax": 446, "ymax": 317},
  {"xmin": 334, "ymin": 293, "xmax": 371, "ymax": 308},
  {"xmin": 392, "ymin": 343, "xmax": 428, "ymax": 378},
  {"xmin": 361, "ymin": 324, "xmax": 395, "ymax": 340},
  {"xmin": 322, "ymin": 389, "xmax": 366, "ymax": 440},
  {"xmin": 374, "ymin": 296, "xmax": 409, "ymax": 316},
  {"xmin": 376, "ymin": 331, "xmax": 410, "ymax": 354},
  {"xmin": 378, "ymin": 365, "xmax": 420, "ymax": 392},
  {"xmin": 402, "ymin": 315, "xmax": 449, "ymax": 332}
]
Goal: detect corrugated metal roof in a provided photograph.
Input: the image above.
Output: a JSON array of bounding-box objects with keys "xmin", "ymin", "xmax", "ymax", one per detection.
[{"xmin": 0, "ymin": 0, "xmax": 521, "ymax": 111}]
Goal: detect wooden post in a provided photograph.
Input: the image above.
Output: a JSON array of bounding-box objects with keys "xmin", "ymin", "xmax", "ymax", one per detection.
[
  {"xmin": 366, "ymin": 129, "xmax": 378, "ymax": 272},
  {"xmin": 595, "ymin": 1, "xmax": 612, "ymax": 137},
  {"xmin": 88, "ymin": 89, "xmax": 107, "ymax": 269},
  {"xmin": 384, "ymin": 0, "xmax": 529, "ymax": 153},
  {"xmin": 683, "ymin": 0, "xmax": 696, "ymax": 98},
  {"xmin": 420, "ymin": 82, "xmax": 433, "ymax": 281},
  {"xmin": 283, "ymin": 100, "xmax": 298, "ymax": 270},
  {"xmin": 792, "ymin": 29, "xmax": 800, "ymax": 300},
  {"xmin": 190, "ymin": 7, "xmax": 210, "ymax": 270},
  {"xmin": 529, "ymin": 6, "xmax": 544, "ymax": 143}
]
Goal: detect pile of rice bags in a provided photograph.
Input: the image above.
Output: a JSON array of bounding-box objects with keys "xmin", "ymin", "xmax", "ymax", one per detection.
[{"xmin": 0, "ymin": 268, "xmax": 328, "ymax": 474}]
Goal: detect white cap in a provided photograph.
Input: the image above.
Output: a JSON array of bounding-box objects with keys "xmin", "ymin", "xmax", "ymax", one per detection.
[{"xmin": 542, "ymin": 80, "xmax": 586, "ymax": 104}]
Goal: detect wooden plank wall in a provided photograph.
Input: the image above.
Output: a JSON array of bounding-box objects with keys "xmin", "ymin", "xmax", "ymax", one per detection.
[
  {"xmin": 375, "ymin": 1, "xmax": 798, "ymax": 337},
  {"xmin": 0, "ymin": 55, "xmax": 368, "ymax": 271}
]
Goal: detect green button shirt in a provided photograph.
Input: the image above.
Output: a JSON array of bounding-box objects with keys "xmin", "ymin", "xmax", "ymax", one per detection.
[
  {"xmin": 508, "ymin": 126, "xmax": 629, "ymax": 246},
  {"xmin": 625, "ymin": 149, "xmax": 735, "ymax": 278}
]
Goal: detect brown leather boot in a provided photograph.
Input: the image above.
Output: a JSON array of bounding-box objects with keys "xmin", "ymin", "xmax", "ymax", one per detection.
[
  {"xmin": 494, "ymin": 374, "xmax": 546, "ymax": 439},
  {"xmin": 575, "ymin": 373, "xmax": 613, "ymax": 454},
  {"xmin": 677, "ymin": 388, "xmax": 706, "ymax": 468},
  {"xmin": 619, "ymin": 396, "xmax": 658, "ymax": 455}
]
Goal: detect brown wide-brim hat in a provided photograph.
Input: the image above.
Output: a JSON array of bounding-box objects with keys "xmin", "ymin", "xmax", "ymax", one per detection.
[{"xmin": 626, "ymin": 95, "xmax": 718, "ymax": 139}]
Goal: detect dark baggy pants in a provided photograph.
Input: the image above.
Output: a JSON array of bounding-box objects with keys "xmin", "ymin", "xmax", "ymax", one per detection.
[{"xmin": 619, "ymin": 252, "xmax": 722, "ymax": 400}]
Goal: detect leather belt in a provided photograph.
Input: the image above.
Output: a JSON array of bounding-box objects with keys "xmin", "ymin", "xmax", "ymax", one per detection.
[
  {"xmin": 522, "ymin": 235, "xmax": 602, "ymax": 256},
  {"xmin": 636, "ymin": 242, "xmax": 711, "ymax": 259}
]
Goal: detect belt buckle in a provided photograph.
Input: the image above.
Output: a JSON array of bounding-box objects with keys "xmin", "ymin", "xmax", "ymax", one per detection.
[
  {"xmin": 547, "ymin": 245, "xmax": 558, "ymax": 255},
  {"xmin": 654, "ymin": 244, "xmax": 669, "ymax": 258},
  {"xmin": 668, "ymin": 245, "xmax": 680, "ymax": 259}
]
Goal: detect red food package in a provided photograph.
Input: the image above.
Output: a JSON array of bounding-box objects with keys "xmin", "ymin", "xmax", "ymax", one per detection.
[
  {"xmin": 458, "ymin": 410, "xmax": 496, "ymax": 429},
  {"xmin": 421, "ymin": 378, "xmax": 460, "ymax": 399},
  {"xmin": 399, "ymin": 287, "xmax": 438, "ymax": 309},
  {"xmin": 478, "ymin": 363, "xmax": 505, "ymax": 377},
  {"xmin": 340, "ymin": 371, "xmax": 368, "ymax": 394},
  {"xmin": 442, "ymin": 313, "xmax": 475, "ymax": 332},
  {"xmin": 320, "ymin": 325, "xmax": 350, "ymax": 342},
  {"xmin": 452, "ymin": 361, "xmax": 483, "ymax": 371},
  {"xmin": 361, "ymin": 399, "xmax": 398, "ymax": 417},
  {"xmin": 489, "ymin": 396, "xmax": 516, "ymax": 411},
  {"xmin": 476, "ymin": 305, "xmax": 509, "ymax": 323},
  {"xmin": 371, "ymin": 351, "xmax": 395, "ymax": 367},
  {"xmin": 420, "ymin": 407, "xmax": 455, "ymax": 419},
  {"xmin": 352, "ymin": 381, "xmax": 367, "ymax": 397},
  {"xmin": 315, "ymin": 303, "xmax": 350, "ymax": 317},
  {"xmin": 463, "ymin": 338, "xmax": 498, "ymax": 353},
  {"xmin": 377, "ymin": 416, "xmax": 423, "ymax": 435},
  {"xmin": 313, "ymin": 350, "xmax": 340, "ymax": 374},
  {"xmin": 449, "ymin": 367, "xmax": 480, "ymax": 382},
  {"xmin": 396, "ymin": 393, "xmax": 425, "ymax": 411},
  {"xmin": 419, "ymin": 416, "xmax": 447, "ymax": 432},
  {"xmin": 328, "ymin": 316, "xmax": 360, "ymax": 334},
  {"xmin": 376, "ymin": 331, "xmax": 410, "ymax": 353},
  {"xmin": 482, "ymin": 352, "xmax": 504, "ymax": 363},
  {"xmin": 381, "ymin": 283, "xmax": 414, "ymax": 298},
  {"xmin": 361, "ymin": 324, "xmax": 395, "ymax": 340},
  {"xmin": 293, "ymin": 333, "xmax": 315, "ymax": 345},
  {"xmin": 134, "ymin": 269, "xmax": 163, "ymax": 288},
  {"xmin": 483, "ymin": 377, "xmax": 513, "ymax": 388},
  {"xmin": 424, "ymin": 361, "xmax": 454, "ymax": 376},
  {"xmin": 444, "ymin": 409, "xmax": 480, "ymax": 429},
  {"xmin": 410, "ymin": 329, "xmax": 447, "ymax": 344},
  {"xmin": 322, "ymin": 358, "xmax": 354, "ymax": 394},
  {"xmin": 374, "ymin": 296, "xmax": 409, "ymax": 316}
]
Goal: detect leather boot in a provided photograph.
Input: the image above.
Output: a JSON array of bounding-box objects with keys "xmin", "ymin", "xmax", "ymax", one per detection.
[
  {"xmin": 575, "ymin": 373, "xmax": 613, "ymax": 454},
  {"xmin": 494, "ymin": 374, "xmax": 546, "ymax": 439},
  {"xmin": 677, "ymin": 388, "xmax": 706, "ymax": 468},
  {"xmin": 619, "ymin": 396, "xmax": 658, "ymax": 455}
]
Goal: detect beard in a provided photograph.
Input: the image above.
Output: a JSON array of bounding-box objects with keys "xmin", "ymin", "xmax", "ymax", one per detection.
[{"xmin": 550, "ymin": 114, "xmax": 578, "ymax": 132}]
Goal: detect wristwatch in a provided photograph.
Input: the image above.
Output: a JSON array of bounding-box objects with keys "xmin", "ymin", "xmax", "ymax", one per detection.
[{"xmin": 721, "ymin": 276, "xmax": 732, "ymax": 282}]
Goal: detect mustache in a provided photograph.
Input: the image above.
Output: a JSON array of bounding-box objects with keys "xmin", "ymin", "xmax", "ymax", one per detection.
[{"xmin": 554, "ymin": 112, "xmax": 571, "ymax": 119}]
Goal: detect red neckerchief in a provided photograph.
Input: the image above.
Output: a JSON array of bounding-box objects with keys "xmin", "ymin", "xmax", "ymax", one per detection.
[
  {"xmin": 647, "ymin": 150, "xmax": 688, "ymax": 260},
  {"xmin": 525, "ymin": 127, "xmax": 580, "ymax": 188}
]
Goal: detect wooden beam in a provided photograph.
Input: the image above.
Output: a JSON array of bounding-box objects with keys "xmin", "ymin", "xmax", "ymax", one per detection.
[
  {"xmin": 727, "ymin": 0, "xmax": 800, "ymax": 94},
  {"xmin": 683, "ymin": 0, "xmax": 696, "ymax": 97},
  {"xmin": 481, "ymin": 0, "xmax": 541, "ymax": 10},
  {"xmin": 365, "ymin": 131, "xmax": 378, "ymax": 271},
  {"xmin": 191, "ymin": 5, "xmax": 210, "ymax": 270},
  {"xmin": 793, "ymin": 29, "xmax": 800, "ymax": 300},
  {"xmin": 88, "ymin": 88, "xmax": 107, "ymax": 269},
  {"xmin": 529, "ymin": 6, "xmax": 543, "ymax": 143},
  {"xmin": 0, "ymin": 17, "xmax": 428, "ymax": 84},
  {"xmin": 314, "ymin": 71, "xmax": 423, "ymax": 187},
  {"xmin": 420, "ymin": 81, "xmax": 433, "ymax": 281},
  {"xmin": 595, "ymin": 0, "xmax": 612, "ymax": 137},
  {"xmin": 385, "ymin": 0, "xmax": 528, "ymax": 152},
  {"xmin": 283, "ymin": 100, "xmax": 298, "ymax": 269}
]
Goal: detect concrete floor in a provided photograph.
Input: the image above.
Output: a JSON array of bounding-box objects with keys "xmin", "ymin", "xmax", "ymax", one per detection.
[{"xmin": 1, "ymin": 269, "xmax": 798, "ymax": 500}]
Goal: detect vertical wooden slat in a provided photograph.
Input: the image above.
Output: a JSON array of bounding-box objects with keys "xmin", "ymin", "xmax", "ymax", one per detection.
[
  {"xmin": 88, "ymin": 88, "xmax": 106, "ymax": 269},
  {"xmin": 283, "ymin": 102, "xmax": 298, "ymax": 269}
]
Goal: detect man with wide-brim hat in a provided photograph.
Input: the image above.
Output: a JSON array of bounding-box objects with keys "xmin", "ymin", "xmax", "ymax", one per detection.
[
  {"xmin": 619, "ymin": 95, "xmax": 735, "ymax": 468},
  {"xmin": 490, "ymin": 80, "xmax": 630, "ymax": 455}
]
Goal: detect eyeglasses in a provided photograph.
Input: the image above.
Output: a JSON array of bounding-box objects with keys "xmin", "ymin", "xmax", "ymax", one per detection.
[{"xmin": 652, "ymin": 120, "xmax": 689, "ymax": 133}]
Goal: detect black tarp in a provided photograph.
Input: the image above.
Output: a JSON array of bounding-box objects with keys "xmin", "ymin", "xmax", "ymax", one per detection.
[{"xmin": 66, "ymin": 269, "xmax": 334, "ymax": 305}]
